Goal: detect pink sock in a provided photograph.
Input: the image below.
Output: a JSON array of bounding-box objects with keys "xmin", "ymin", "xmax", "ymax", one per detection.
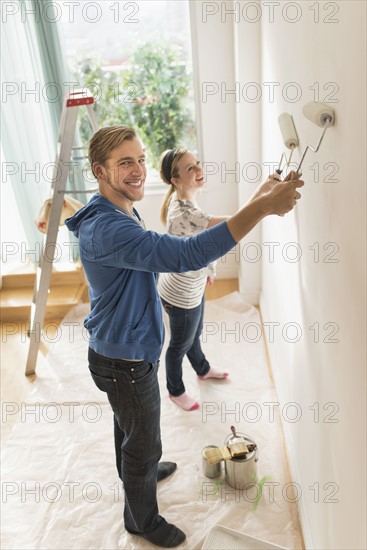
[
  {"xmin": 198, "ymin": 367, "xmax": 229, "ymax": 380},
  {"xmin": 169, "ymin": 393, "xmax": 199, "ymax": 411}
]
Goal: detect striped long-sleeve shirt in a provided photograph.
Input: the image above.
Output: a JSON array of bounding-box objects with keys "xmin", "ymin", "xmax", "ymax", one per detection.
[{"xmin": 157, "ymin": 193, "xmax": 216, "ymax": 309}]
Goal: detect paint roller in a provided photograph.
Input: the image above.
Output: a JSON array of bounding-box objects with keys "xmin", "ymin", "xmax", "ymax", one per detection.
[
  {"xmin": 296, "ymin": 101, "xmax": 336, "ymax": 173},
  {"xmin": 276, "ymin": 112, "xmax": 299, "ymax": 175}
]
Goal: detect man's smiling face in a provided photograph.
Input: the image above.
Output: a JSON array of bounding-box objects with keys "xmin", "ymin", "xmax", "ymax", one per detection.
[{"xmin": 95, "ymin": 138, "xmax": 147, "ymax": 212}]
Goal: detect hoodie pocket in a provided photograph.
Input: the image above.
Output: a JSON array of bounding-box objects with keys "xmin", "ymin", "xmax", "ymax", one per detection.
[{"xmin": 120, "ymin": 299, "xmax": 155, "ymax": 344}]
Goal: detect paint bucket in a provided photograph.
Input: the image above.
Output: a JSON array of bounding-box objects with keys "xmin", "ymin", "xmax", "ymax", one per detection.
[
  {"xmin": 202, "ymin": 445, "xmax": 222, "ymax": 478},
  {"xmin": 224, "ymin": 434, "xmax": 258, "ymax": 489}
]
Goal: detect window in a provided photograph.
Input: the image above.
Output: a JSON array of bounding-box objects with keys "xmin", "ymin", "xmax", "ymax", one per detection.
[{"xmin": 56, "ymin": 0, "xmax": 197, "ymax": 192}]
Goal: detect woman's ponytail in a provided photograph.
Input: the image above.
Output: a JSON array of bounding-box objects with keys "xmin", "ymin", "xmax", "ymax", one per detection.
[{"xmin": 159, "ymin": 148, "xmax": 188, "ymax": 225}]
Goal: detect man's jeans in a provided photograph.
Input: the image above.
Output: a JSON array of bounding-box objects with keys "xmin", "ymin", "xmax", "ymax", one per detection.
[
  {"xmin": 161, "ymin": 297, "xmax": 210, "ymax": 396},
  {"xmin": 88, "ymin": 347, "xmax": 162, "ymax": 533}
]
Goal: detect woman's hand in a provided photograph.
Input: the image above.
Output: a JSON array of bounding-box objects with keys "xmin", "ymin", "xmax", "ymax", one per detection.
[
  {"xmin": 251, "ymin": 172, "xmax": 282, "ymax": 200},
  {"xmin": 206, "ymin": 276, "xmax": 214, "ymax": 287}
]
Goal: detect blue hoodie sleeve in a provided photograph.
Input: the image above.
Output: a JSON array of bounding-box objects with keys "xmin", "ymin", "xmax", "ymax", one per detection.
[{"xmin": 79, "ymin": 214, "xmax": 236, "ymax": 273}]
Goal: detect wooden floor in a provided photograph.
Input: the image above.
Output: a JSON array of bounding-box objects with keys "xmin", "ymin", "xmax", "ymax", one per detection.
[
  {"xmin": 205, "ymin": 278, "xmax": 239, "ymax": 301},
  {"xmin": 0, "ymin": 262, "xmax": 88, "ymax": 322}
]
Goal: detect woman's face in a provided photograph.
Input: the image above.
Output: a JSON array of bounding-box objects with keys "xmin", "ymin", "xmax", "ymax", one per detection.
[{"xmin": 173, "ymin": 151, "xmax": 204, "ymax": 191}]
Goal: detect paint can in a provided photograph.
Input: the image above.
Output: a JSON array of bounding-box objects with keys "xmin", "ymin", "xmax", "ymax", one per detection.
[
  {"xmin": 224, "ymin": 434, "xmax": 258, "ymax": 489},
  {"xmin": 202, "ymin": 445, "xmax": 222, "ymax": 478}
]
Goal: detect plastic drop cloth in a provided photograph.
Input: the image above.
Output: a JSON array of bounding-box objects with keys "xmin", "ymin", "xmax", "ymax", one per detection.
[{"xmin": 1, "ymin": 293, "xmax": 304, "ymax": 550}]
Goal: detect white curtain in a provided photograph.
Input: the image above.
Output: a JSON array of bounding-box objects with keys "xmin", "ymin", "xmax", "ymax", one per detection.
[
  {"xmin": 0, "ymin": 1, "xmax": 80, "ymax": 264},
  {"xmin": 1, "ymin": 4, "xmax": 56, "ymax": 257}
]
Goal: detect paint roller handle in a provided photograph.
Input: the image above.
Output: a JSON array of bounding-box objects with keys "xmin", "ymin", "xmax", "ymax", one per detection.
[
  {"xmin": 284, "ymin": 169, "xmax": 302, "ymax": 180},
  {"xmin": 275, "ymin": 167, "xmax": 299, "ymax": 177}
]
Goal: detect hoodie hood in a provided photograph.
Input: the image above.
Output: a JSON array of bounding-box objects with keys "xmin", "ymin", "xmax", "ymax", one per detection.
[{"xmin": 65, "ymin": 194, "xmax": 111, "ymax": 238}]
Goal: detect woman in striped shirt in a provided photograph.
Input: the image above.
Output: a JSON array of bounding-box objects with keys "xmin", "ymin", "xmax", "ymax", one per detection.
[{"xmin": 158, "ymin": 148, "xmax": 230, "ymax": 411}]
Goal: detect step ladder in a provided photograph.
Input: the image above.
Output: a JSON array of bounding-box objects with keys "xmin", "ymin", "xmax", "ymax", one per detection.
[{"xmin": 25, "ymin": 90, "xmax": 100, "ymax": 376}]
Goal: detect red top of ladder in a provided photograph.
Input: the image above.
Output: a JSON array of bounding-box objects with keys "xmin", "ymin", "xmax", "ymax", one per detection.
[{"xmin": 66, "ymin": 91, "xmax": 95, "ymax": 107}]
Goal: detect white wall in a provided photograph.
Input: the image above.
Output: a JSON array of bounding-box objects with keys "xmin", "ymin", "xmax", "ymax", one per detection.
[{"xmin": 259, "ymin": 2, "xmax": 366, "ymax": 549}]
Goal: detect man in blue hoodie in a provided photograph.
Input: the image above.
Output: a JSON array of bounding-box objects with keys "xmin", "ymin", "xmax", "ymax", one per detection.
[{"xmin": 65, "ymin": 125, "xmax": 303, "ymax": 548}]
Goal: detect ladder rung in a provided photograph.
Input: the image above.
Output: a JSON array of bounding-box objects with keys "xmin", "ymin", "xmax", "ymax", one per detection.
[{"xmin": 67, "ymin": 97, "xmax": 94, "ymax": 107}]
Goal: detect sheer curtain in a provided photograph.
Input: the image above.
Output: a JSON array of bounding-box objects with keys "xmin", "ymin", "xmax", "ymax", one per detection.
[{"xmin": 1, "ymin": 0, "xmax": 81, "ymax": 265}]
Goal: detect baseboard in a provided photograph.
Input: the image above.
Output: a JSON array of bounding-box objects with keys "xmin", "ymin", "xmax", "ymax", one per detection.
[
  {"xmin": 259, "ymin": 293, "xmax": 309, "ymax": 550},
  {"xmin": 238, "ymin": 285, "xmax": 260, "ymax": 306},
  {"xmin": 281, "ymin": 422, "xmax": 313, "ymax": 550}
]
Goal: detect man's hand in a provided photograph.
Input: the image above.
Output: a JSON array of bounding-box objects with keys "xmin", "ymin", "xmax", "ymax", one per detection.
[
  {"xmin": 267, "ymin": 170, "xmax": 304, "ymax": 216},
  {"xmin": 226, "ymin": 171, "xmax": 304, "ymax": 242}
]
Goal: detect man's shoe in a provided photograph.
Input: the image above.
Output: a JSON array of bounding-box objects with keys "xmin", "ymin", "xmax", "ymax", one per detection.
[
  {"xmin": 157, "ymin": 461, "xmax": 177, "ymax": 481},
  {"xmin": 126, "ymin": 516, "xmax": 186, "ymax": 548}
]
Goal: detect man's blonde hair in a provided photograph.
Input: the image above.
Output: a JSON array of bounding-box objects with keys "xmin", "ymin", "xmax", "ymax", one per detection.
[{"xmin": 88, "ymin": 125, "xmax": 137, "ymax": 178}]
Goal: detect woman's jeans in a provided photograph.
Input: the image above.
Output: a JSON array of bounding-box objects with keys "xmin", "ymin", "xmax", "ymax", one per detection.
[
  {"xmin": 161, "ymin": 297, "xmax": 210, "ymax": 396},
  {"xmin": 88, "ymin": 347, "xmax": 162, "ymax": 534}
]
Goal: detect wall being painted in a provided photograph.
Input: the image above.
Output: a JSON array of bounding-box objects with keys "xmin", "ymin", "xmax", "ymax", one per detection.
[{"xmin": 258, "ymin": 2, "xmax": 366, "ymax": 549}]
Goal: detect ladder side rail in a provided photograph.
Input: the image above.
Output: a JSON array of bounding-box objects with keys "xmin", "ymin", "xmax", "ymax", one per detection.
[
  {"xmin": 56, "ymin": 95, "xmax": 69, "ymax": 152},
  {"xmin": 86, "ymin": 104, "xmax": 100, "ymax": 133},
  {"xmin": 25, "ymin": 105, "xmax": 79, "ymax": 375}
]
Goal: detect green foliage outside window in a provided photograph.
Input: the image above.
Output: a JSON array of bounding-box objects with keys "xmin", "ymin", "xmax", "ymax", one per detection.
[{"xmin": 73, "ymin": 41, "xmax": 196, "ymax": 168}]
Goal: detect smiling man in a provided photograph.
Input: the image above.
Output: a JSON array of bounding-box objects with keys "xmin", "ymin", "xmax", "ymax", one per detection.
[{"xmin": 65, "ymin": 125, "xmax": 303, "ymax": 548}]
